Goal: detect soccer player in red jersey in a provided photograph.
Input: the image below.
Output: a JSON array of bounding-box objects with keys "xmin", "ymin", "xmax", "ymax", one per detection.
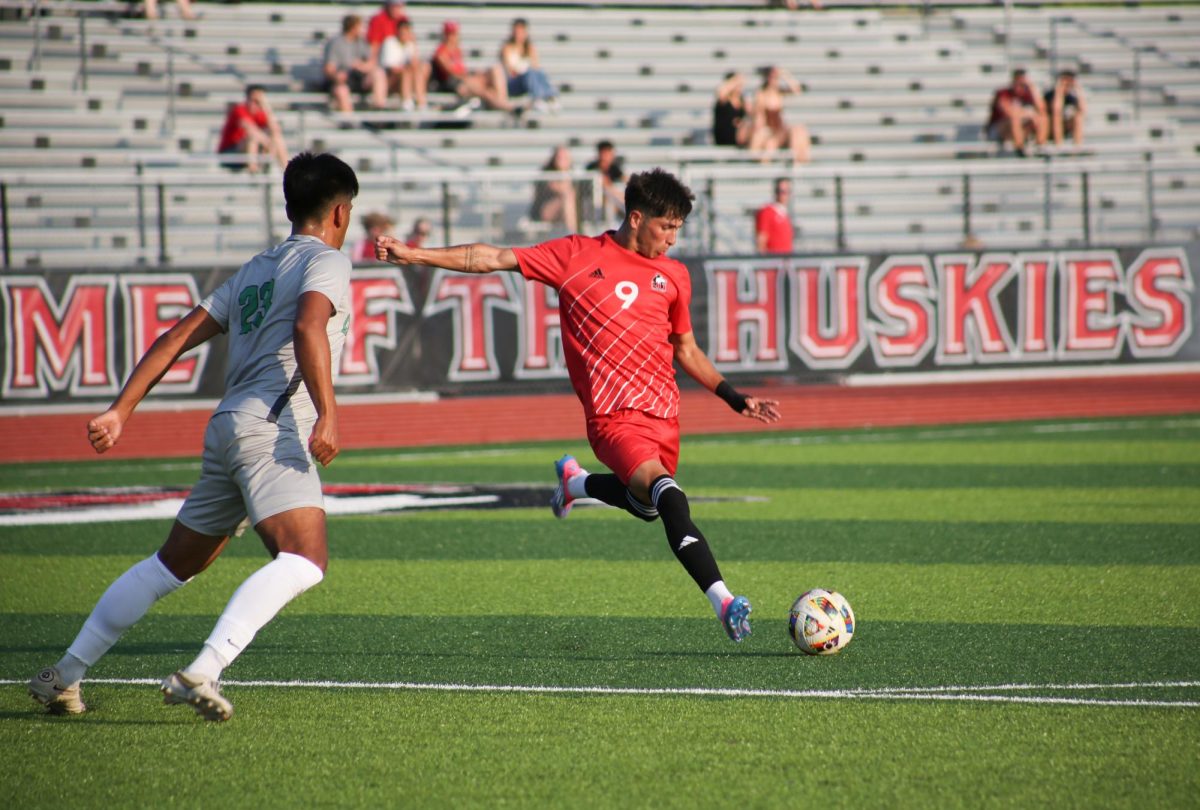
[{"xmin": 375, "ymin": 169, "xmax": 780, "ymax": 642}]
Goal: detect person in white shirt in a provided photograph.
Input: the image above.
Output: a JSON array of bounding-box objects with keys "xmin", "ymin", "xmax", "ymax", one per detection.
[{"xmin": 28, "ymin": 153, "xmax": 358, "ymax": 722}]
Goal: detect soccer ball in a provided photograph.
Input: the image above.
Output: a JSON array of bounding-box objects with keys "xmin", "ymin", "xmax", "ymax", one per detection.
[{"xmin": 788, "ymin": 589, "xmax": 855, "ymax": 655}]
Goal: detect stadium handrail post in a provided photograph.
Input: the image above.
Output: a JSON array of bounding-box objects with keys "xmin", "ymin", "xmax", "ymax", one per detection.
[
  {"xmin": 157, "ymin": 182, "xmax": 169, "ymax": 265},
  {"xmin": 961, "ymin": 172, "xmax": 971, "ymax": 243},
  {"xmin": 1080, "ymin": 170, "xmax": 1091, "ymax": 248},
  {"xmin": 834, "ymin": 174, "xmax": 846, "ymax": 252},
  {"xmin": 1, "ymin": 182, "xmax": 9, "ymax": 270}
]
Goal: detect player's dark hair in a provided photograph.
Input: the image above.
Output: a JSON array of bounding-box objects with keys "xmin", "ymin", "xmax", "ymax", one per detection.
[
  {"xmin": 342, "ymin": 14, "xmax": 360, "ymax": 34},
  {"xmin": 1012, "ymin": 68, "xmax": 1027, "ymax": 80},
  {"xmin": 774, "ymin": 176, "xmax": 790, "ymax": 195},
  {"xmin": 596, "ymin": 140, "xmax": 615, "ymax": 153},
  {"xmin": 624, "ymin": 168, "xmax": 694, "ymax": 222},
  {"xmin": 283, "ymin": 152, "xmax": 359, "ymax": 225},
  {"xmin": 245, "ymin": 84, "xmax": 265, "ymax": 98}
]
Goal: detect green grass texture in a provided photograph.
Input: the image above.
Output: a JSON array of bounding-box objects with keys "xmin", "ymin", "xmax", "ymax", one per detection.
[{"xmin": 1, "ymin": 415, "xmax": 1198, "ymax": 808}]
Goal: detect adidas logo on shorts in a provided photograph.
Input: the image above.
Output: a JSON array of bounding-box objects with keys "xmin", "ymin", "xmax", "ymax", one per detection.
[{"xmin": 589, "ymin": 268, "xmax": 605, "ymax": 279}]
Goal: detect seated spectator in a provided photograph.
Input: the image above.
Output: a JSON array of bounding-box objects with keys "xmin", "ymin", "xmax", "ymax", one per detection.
[
  {"xmin": 381, "ymin": 20, "xmax": 430, "ymax": 110},
  {"xmin": 529, "ymin": 146, "xmax": 578, "ymax": 234},
  {"xmin": 217, "ymin": 85, "xmax": 287, "ymax": 174},
  {"xmin": 1045, "ymin": 70, "xmax": 1086, "ymax": 146},
  {"xmin": 366, "ymin": 0, "xmax": 408, "ymax": 56},
  {"xmin": 352, "ymin": 212, "xmax": 395, "ymax": 264},
  {"xmin": 755, "ymin": 178, "xmax": 794, "ymax": 254},
  {"xmin": 748, "ymin": 65, "xmax": 811, "ymax": 164},
  {"xmin": 405, "ymin": 217, "xmax": 433, "ymax": 248},
  {"xmin": 585, "ymin": 139, "xmax": 626, "ymax": 224},
  {"xmin": 987, "ymin": 69, "xmax": 1048, "ymax": 156},
  {"xmin": 712, "ymin": 71, "xmax": 752, "ymax": 148},
  {"xmin": 500, "ymin": 18, "xmax": 558, "ymax": 111},
  {"xmin": 323, "ymin": 15, "xmax": 388, "ymax": 113},
  {"xmin": 144, "ymin": 0, "xmax": 196, "ymax": 20},
  {"xmin": 431, "ymin": 20, "xmax": 511, "ymax": 114}
]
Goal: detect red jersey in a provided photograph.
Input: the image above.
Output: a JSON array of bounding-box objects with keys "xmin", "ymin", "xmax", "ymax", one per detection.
[
  {"xmin": 755, "ymin": 202, "xmax": 793, "ymax": 254},
  {"xmin": 366, "ymin": 9, "xmax": 407, "ymax": 48},
  {"xmin": 432, "ymin": 43, "xmax": 466, "ymax": 82},
  {"xmin": 988, "ymin": 84, "xmax": 1037, "ymax": 127},
  {"xmin": 218, "ymin": 103, "xmax": 268, "ymax": 151},
  {"xmin": 514, "ymin": 232, "xmax": 693, "ymax": 421}
]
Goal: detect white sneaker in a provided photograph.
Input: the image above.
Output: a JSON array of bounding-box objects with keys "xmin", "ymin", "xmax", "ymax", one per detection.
[
  {"xmin": 400, "ymin": 98, "xmax": 416, "ymax": 112},
  {"xmin": 29, "ymin": 666, "xmax": 86, "ymax": 714},
  {"xmin": 161, "ymin": 670, "xmax": 233, "ymax": 722}
]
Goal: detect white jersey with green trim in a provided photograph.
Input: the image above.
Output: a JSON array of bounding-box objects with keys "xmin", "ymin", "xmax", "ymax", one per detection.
[{"xmin": 199, "ymin": 234, "xmax": 352, "ymax": 429}]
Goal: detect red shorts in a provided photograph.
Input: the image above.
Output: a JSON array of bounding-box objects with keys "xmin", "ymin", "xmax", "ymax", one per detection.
[{"xmin": 586, "ymin": 410, "xmax": 680, "ymax": 485}]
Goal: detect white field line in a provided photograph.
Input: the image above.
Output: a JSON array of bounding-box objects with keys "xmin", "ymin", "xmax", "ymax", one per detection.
[{"xmin": 4, "ymin": 678, "xmax": 1197, "ymax": 708}]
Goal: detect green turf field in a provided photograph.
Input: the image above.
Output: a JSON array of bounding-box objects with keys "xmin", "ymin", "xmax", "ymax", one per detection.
[{"xmin": 2, "ymin": 416, "xmax": 1198, "ymax": 808}]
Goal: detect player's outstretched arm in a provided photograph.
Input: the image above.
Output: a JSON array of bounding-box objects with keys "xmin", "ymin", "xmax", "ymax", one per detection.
[
  {"xmin": 375, "ymin": 235, "xmax": 518, "ymax": 274},
  {"xmin": 88, "ymin": 306, "xmax": 223, "ymax": 454},
  {"xmin": 670, "ymin": 331, "xmax": 782, "ymax": 424}
]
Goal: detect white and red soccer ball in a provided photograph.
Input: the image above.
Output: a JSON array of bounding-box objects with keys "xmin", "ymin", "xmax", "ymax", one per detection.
[{"xmin": 788, "ymin": 589, "xmax": 855, "ymax": 655}]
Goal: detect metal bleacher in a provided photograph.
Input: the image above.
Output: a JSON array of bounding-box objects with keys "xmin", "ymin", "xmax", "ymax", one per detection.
[{"xmin": 0, "ymin": 0, "xmax": 1198, "ymax": 267}]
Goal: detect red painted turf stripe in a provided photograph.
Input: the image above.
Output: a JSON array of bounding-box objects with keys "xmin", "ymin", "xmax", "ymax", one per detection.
[{"xmin": 2, "ymin": 374, "xmax": 1197, "ymax": 463}]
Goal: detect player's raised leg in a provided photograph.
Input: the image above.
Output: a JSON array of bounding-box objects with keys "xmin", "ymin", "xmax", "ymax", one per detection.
[
  {"xmin": 551, "ymin": 455, "xmax": 660, "ymax": 522},
  {"xmin": 163, "ymin": 505, "xmax": 327, "ymax": 722},
  {"xmin": 28, "ymin": 522, "xmax": 227, "ymax": 714}
]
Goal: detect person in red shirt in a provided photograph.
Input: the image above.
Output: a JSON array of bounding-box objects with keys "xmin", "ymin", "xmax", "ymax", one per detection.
[
  {"xmin": 365, "ymin": 0, "xmax": 408, "ymax": 60},
  {"xmin": 375, "ymin": 169, "xmax": 780, "ymax": 643},
  {"xmin": 217, "ymin": 85, "xmax": 288, "ymax": 173},
  {"xmin": 987, "ymin": 69, "xmax": 1048, "ymax": 156},
  {"xmin": 755, "ymin": 177, "xmax": 794, "ymax": 254},
  {"xmin": 431, "ymin": 20, "xmax": 510, "ymax": 113}
]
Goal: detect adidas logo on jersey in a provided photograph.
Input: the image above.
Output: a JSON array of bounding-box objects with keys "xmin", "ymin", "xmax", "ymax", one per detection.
[
  {"xmin": 589, "ymin": 268, "xmax": 605, "ymax": 279},
  {"xmin": 651, "ymin": 273, "xmax": 668, "ymax": 292}
]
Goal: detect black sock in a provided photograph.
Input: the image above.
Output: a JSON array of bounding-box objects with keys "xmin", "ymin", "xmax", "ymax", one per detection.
[
  {"xmin": 650, "ymin": 475, "xmax": 722, "ymax": 592},
  {"xmin": 584, "ymin": 473, "xmax": 658, "ymax": 522}
]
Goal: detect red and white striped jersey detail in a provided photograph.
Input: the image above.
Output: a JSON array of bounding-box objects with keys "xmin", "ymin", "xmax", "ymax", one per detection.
[{"xmin": 513, "ymin": 232, "xmax": 693, "ymax": 420}]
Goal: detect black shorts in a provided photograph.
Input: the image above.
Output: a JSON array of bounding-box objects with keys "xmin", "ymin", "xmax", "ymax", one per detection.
[
  {"xmin": 328, "ymin": 69, "xmax": 369, "ymax": 94},
  {"xmin": 431, "ymin": 74, "xmax": 464, "ymax": 95}
]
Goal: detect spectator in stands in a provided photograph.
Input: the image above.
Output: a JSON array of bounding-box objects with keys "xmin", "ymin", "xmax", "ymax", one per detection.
[
  {"xmin": 755, "ymin": 177, "xmax": 794, "ymax": 254},
  {"xmin": 144, "ymin": 0, "xmax": 196, "ymax": 20},
  {"xmin": 530, "ymin": 146, "xmax": 579, "ymax": 234},
  {"xmin": 324, "ymin": 15, "xmax": 388, "ymax": 113},
  {"xmin": 406, "ymin": 217, "xmax": 433, "ymax": 248},
  {"xmin": 986, "ymin": 68, "xmax": 1048, "ymax": 156},
  {"xmin": 366, "ymin": 0, "xmax": 408, "ymax": 57},
  {"xmin": 1046, "ymin": 70, "xmax": 1086, "ymax": 146},
  {"xmin": 586, "ymin": 140, "xmax": 626, "ymax": 224},
  {"xmin": 748, "ymin": 65, "xmax": 811, "ymax": 164},
  {"xmin": 352, "ymin": 212, "xmax": 395, "ymax": 264},
  {"xmin": 431, "ymin": 20, "xmax": 512, "ymax": 115},
  {"xmin": 381, "ymin": 20, "xmax": 430, "ymax": 110},
  {"xmin": 500, "ymin": 18, "xmax": 558, "ymax": 111},
  {"xmin": 217, "ymin": 85, "xmax": 288, "ymax": 174},
  {"xmin": 712, "ymin": 71, "xmax": 752, "ymax": 149}
]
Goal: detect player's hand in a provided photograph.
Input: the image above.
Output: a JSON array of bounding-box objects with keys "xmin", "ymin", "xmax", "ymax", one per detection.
[
  {"xmin": 741, "ymin": 397, "xmax": 781, "ymax": 424},
  {"xmin": 87, "ymin": 410, "xmax": 124, "ymax": 454},
  {"xmin": 309, "ymin": 414, "xmax": 339, "ymax": 467},
  {"xmin": 375, "ymin": 235, "xmax": 411, "ymax": 265}
]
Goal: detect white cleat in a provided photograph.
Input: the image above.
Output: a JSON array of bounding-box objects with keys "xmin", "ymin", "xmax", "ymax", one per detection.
[
  {"xmin": 29, "ymin": 666, "xmax": 86, "ymax": 715},
  {"xmin": 161, "ymin": 670, "xmax": 233, "ymax": 722}
]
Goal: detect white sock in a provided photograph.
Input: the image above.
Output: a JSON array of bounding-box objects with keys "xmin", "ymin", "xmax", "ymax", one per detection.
[
  {"xmin": 705, "ymin": 580, "xmax": 735, "ymax": 618},
  {"xmin": 566, "ymin": 472, "xmax": 589, "ymax": 500},
  {"xmin": 186, "ymin": 552, "xmax": 324, "ymax": 681},
  {"xmin": 64, "ymin": 554, "xmax": 186, "ymax": 678}
]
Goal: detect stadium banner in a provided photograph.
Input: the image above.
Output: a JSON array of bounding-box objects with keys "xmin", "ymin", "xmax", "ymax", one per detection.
[{"xmin": 2, "ymin": 243, "xmax": 1196, "ymax": 406}]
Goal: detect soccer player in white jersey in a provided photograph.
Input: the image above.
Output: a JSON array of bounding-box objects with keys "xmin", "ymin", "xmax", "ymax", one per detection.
[
  {"xmin": 376, "ymin": 169, "xmax": 780, "ymax": 643},
  {"xmin": 28, "ymin": 153, "xmax": 358, "ymax": 721}
]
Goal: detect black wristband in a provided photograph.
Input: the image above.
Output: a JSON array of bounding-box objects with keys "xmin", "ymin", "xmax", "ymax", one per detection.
[{"xmin": 715, "ymin": 381, "xmax": 748, "ymax": 413}]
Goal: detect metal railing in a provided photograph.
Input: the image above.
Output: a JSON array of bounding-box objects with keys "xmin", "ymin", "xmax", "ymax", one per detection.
[{"xmin": 3, "ymin": 155, "xmax": 1197, "ymax": 268}]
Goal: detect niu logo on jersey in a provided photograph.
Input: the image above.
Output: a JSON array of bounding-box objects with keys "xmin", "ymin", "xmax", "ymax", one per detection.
[
  {"xmin": 589, "ymin": 268, "xmax": 605, "ymax": 279},
  {"xmin": 651, "ymin": 274, "xmax": 668, "ymax": 292}
]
